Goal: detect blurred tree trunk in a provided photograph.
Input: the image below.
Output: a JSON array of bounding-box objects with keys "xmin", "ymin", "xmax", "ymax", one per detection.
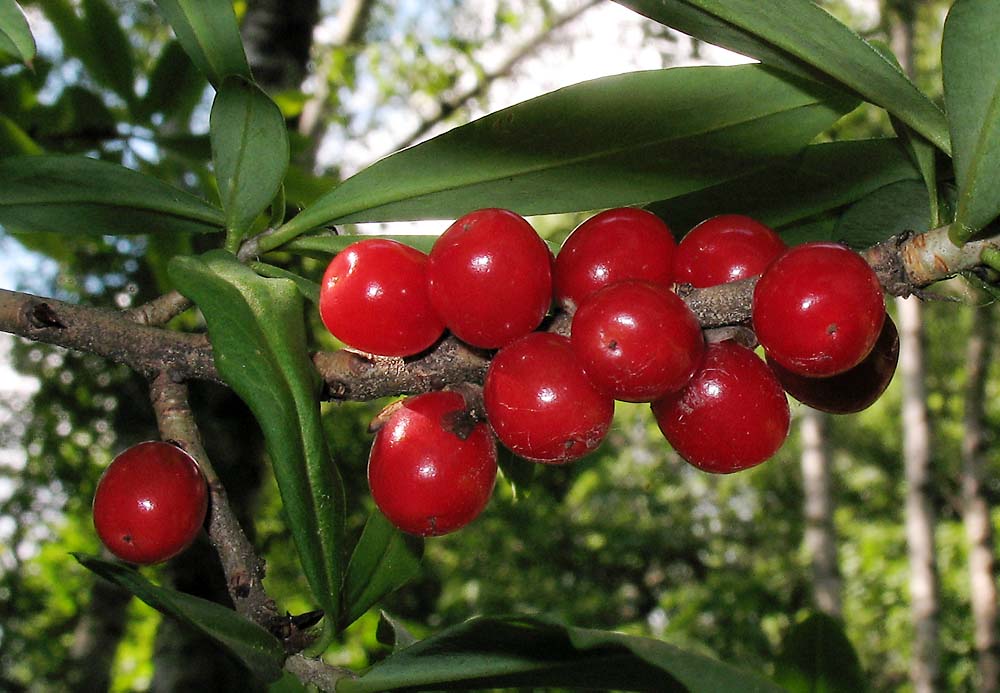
[
  {"xmin": 961, "ymin": 308, "xmax": 999, "ymax": 693},
  {"xmin": 800, "ymin": 407, "xmax": 841, "ymax": 617},
  {"xmin": 241, "ymin": 0, "xmax": 320, "ymax": 96},
  {"xmin": 888, "ymin": 2, "xmax": 942, "ymax": 690}
]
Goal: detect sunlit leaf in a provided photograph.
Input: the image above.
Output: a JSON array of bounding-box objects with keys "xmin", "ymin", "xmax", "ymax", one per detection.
[
  {"xmin": 0, "ymin": 0, "xmax": 35, "ymax": 65},
  {"xmin": 153, "ymin": 0, "xmax": 251, "ymax": 87},
  {"xmin": 0, "ymin": 155, "xmax": 225, "ymax": 235},
  {"xmin": 169, "ymin": 251, "xmax": 345, "ymax": 634},
  {"xmin": 74, "ymin": 553, "xmax": 286, "ymax": 682},
  {"xmin": 943, "ymin": 0, "xmax": 1000, "ymax": 241}
]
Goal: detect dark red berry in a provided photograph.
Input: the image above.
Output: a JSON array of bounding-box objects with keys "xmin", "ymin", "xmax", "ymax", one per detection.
[
  {"xmin": 483, "ymin": 332, "xmax": 614, "ymax": 463},
  {"xmin": 319, "ymin": 239, "xmax": 444, "ymax": 357},
  {"xmin": 753, "ymin": 242, "xmax": 885, "ymax": 377},
  {"xmin": 554, "ymin": 207, "xmax": 676, "ymax": 311},
  {"xmin": 652, "ymin": 341, "xmax": 790, "ymax": 473},
  {"xmin": 427, "ymin": 208, "xmax": 552, "ymax": 349},
  {"xmin": 674, "ymin": 214, "xmax": 786, "ymax": 288},
  {"xmin": 368, "ymin": 391, "xmax": 497, "ymax": 536},
  {"xmin": 93, "ymin": 441, "xmax": 208, "ymax": 564},
  {"xmin": 570, "ymin": 280, "xmax": 704, "ymax": 402},
  {"xmin": 768, "ymin": 314, "xmax": 899, "ymax": 414}
]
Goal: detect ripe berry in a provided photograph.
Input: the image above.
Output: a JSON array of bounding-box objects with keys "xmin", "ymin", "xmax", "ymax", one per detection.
[
  {"xmin": 554, "ymin": 207, "xmax": 676, "ymax": 311},
  {"xmin": 768, "ymin": 314, "xmax": 899, "ymax": 414},
  {"xmin": 483, "ymin": 332, "xmax": 614, "ymax": 463},
  {"xmin": 674, "ymin": 214, "xmax": 786, "ymax": 288},
  {"xmin": 652, "ymin": 341, "xmax": 790, "ymax": 473},
  {"xmin": 93, "ymin": 441, "xmax": 208, "ymax": 564},
  {"xmin": 427, "ymin": 208, "xmax": 552, "ymax": 349},
  {"xmin": 753, "ymin": 242, "xmax": 885, "ymax": 377},
  {"xmin": 570, "ymin": 280, "xmax": 704, "ymax": 402},
  {"xmin": 368, "ymin": 391, "xmax": 497, "ymax": 536},
  {"xmin": 319, "ymin": 239, "xmax": 445, "ymax": 357}
]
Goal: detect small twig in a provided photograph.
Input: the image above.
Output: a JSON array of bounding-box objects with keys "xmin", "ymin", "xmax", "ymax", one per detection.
[
  {"xmin": 283, "ymin": 653, "xmax": 358, "ymax": 691},
  {"xmin": 122, "ymin": 290, "xmax": 193, "ymax": 326}
]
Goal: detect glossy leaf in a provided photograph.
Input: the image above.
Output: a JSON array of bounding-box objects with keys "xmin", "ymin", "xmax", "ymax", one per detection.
[
  {"xmin": 943, "ymin": 0, "xmax": 1000, "ymax": 241},
  {"xmin": 615, "ymin": 0, "xmax": 950, "ymax": 154},
  {"xmin": 73, "ymin": 553, "xmax": 286, "ymax": 682},
  {"xmin": 340, "ymin": 615, "xmax": 784, "ymax": 692},
  {"xmin": 168, "ymin": 251, "xmax": 345, "ymax": 632},
  {"xmin": 211, "ymin": 77, "xmax": 290, "ymax": 237},
  {"xmin": 341, "ymin": 510, "xmax": 424, "ymax": 629},
  {"xmin": 138, "ymin": 40, "xmax": 207, "ymax": 124},
  {"xmin": 81, "ymin": 0, "xmax": 135, "ymax": 105},
  {"xmin": 649, "ymin": 139, "xmax": 921, "ymax": 236},
  {"xmin": 274, "ymin": 64, "xmax": 856, "ymax": 239},
  {"xmin": 249, "ymin": 262, "xmax": 319, "ymax": 304},
  {"xmin": 0, "ymin": 155, "xmax": 225, "ymax": 235},
  {"xmin": 773, "ymin": 613, "xmax": 867, "ymax": 693},
  {"xmin": 287, "ymin": 234, "xmax": 440, "ymax": 255},
  {"xmin": 835, "ymin": 180, "xmax": 931, "ymax": 249},
  {"xmin": 153, "ymin": 0, "xmax": 251, "ymax": 87},
  {"xmin": 0, "ymin": 0, "xmax": 35, "ymax": 65}
]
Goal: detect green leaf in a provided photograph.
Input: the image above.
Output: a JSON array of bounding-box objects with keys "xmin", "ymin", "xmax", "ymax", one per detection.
[
  {"xmin": 37, "ymin": 0, "xmax": 97, "ymax": 75},
  {"xmin": 211, "ymin": 77, "xmax": 290, "ymax": 237},
  {"xmin": 0, "ymin": 114, "xmax": 42, "ymax": 156},
  {"xmin": 287, "ymin": 234, "xmax": 441, "ymax": 256},
  {"xmin": 615, "ymin": 0, "xmax": 950, "ymax": 155},
  {"xmin": 73, "ymin": 553, "xmax": 286, "ymax": 682},
  {"xmin": 341, "ymin": 510, "xmax": 424, "ymax": 629},
  {"xmin": 249, "ymin": 262, "xmax": 319, "ymax": 304},
  {"xmin": 773, "ymin": 613, "xmax": 867, "ymax": 693},
  {"xmin": 33, "ymin": 86, "xmax": 116, "ymax": 141},
  {"xmin": 496, "ymin": 447, "xmax": 537, "ymax": 500},
  {"xmin": 137, "ymin": 40, "xmax": 207, "ymax": 124},
  {"xmin": 0, "ymin": 155, "xmax": 225, "ymax": 235},
  {"xmin": 0, "ymin": 0, "xmax": 35, "ymax": 65},
  {"xmin": 835, "ymin": 180, "xmax": 931, "ymax": 249},
  {"xmin": 153, "ymin": 0, "xmax": 251, "ymax": 87},
  {"xmin": 169, "ymin": 251, "xmax": 345, "ymax": 633},
  {"xmin": 943, "ymin": 0, "xmax": 1000, "ymax": 241},
  {"xmin": 339, "ymin": 615, "xmax": 785, "ymax": 692},
  {"xmin": 648, "ymin": 139, "xmax": 921, "ymax": 236},
  {"xmin": 273, "ymin": 64, "xmax": 856, "ymax": 241},
  {"xmin": 81, "ymin": 0, "xmax": 135, "ymax": 105},
  {"xmin": 375, "ymin": 612, "xmax": 418, "ymax": 652}
]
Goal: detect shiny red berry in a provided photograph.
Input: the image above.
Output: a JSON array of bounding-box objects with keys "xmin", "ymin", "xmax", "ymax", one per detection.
[
  {"xmin": 652, "ymin": 341, "xmax": 790, "ymax": 474},
  {"xmin": 554, "ymin": 207, "xmax": 676, "ymax": 311},
  {"xmin": 674, "ymin": 214, "xmax": 787, "ymax": 288},
  {"xmin": 483, "ymin": 332, "xmax": 614, "ymax": 463},
  {"xmin": 753, "ymin": 242, "xmax": 885, "ymax": 377},
  {"xmin": 768, "ymin": 314, "xmax": 899, "ymax": 414},
  {"xmin": 319, "ymin": 239, "xmax": 445, "ymax": 357},
  {"xmin": 368, "ymin": 391, "xmax": 497, "ymax": 536},
  {"xmin": 93, "ymin": 441, "xmax": 208, "ymax": 564},
  {"xmin": 571, "ymin": 280, "xmax": 704, "ymax": 402},
  {"xmin": 427, "ymin": 208, "xmax": 552, "ymax": 349}
]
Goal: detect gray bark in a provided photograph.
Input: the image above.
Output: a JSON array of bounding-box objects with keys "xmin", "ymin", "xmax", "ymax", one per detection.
[
  {"xmin": 800, "ymin": 407, "xmax": 841, "ymax": 617},
  {"xmin": 961, "ymin": 308, "xmax": 1000, "ymax": 693}
]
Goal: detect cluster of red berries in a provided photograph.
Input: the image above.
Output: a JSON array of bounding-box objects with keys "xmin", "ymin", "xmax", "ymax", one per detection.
[{"xmin": 318, "ymin": 207, "xmax": 895, "ymax": 537}]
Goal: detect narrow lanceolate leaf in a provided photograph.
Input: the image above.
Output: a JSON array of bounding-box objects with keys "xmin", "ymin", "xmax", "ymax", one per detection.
[
  {"xmin": 648, "ymin": 138, "xmax": 921, "ymax": 237},
  {"xmin": 341, "ymin": 510, "xmax": 423, "ymax": 629},
  {"xmin": 835, "ymin": 179, "xmax": 932, "ymax": 249},
  {"xmin": 773, "ymin": 613, "xmax": 867, "ymax": 693},
  {"xmin": 73, "ymin": 553, "xmax": 286, "ymax": 682},
  {"xmin": 211, "ymin": 77, "xmax": 289, "ymax": 237},
  {"xmin": 0, "ymin": 155, "xmax": 225, "ymax": 235},
  {"xmin": 168, "ymin": 251, "xmax": 345, "ymax": 633},
  {"xmin": 274, "ymin": 64, "xmax": 856, "ymax": 240},
  {"xmin": 943, "ymin": 0, "xmax": 1000, "ymax": 242},
  {"xmin": 81, "ymin": 0, "xmax": 136, "ymax": 105},
  {"xmin": 0, "ymin": 114, "xmax": 42, "ymax": 156},
  {"xmin": 153, "ymin": 0, "xmax": 251, "ymax": 87},
  {"xmin": 615, "ymin": 0, "xmax": 950, "ymax": 155},
  {"xmin": 0, "ymin": 0, "xmax": 35, "ymax": 65},
  {"xmin": 339, "ymin": 615, "xmax": 784, "ymax": 693}
]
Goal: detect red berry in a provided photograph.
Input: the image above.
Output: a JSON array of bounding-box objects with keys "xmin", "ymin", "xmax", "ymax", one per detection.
[
  {"xmin": 319, "ymin": 239, "xmax": 444, "ymax": 357},
  {"xmin": 368, "ymin": 391, "xmax": 497, "ymax": 536},
  {"xmin": 93, "ymin": 441, "xmax": 208, "ymax": 564},
  {"xmin": 483, "ymin": 332, "xmax": 614, "ymax": 463},
  {"xmin": 768, "ymin": 314, "xmax": 899, "ymax": 414},
  {"xmin": 427, "ymin": 208, "xmax": 552, "ymax": 349},
  {"xmin": 570, "ymin": 280, "xmax": 704, "ymax": 402},
  {"xmin": 652, "ymin": 341, "xmax": 790, "ymax": 474},
  {"xmin": 753, "ymin": 242, "xmax": 885, "ymax": 377},
  {"xmin": 554, "ymin": 208, "xmax": 676, "ymax": 311},
  {"xmin": 674, "ymin": 214, "xmax": 786, "ymax": 288}
]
